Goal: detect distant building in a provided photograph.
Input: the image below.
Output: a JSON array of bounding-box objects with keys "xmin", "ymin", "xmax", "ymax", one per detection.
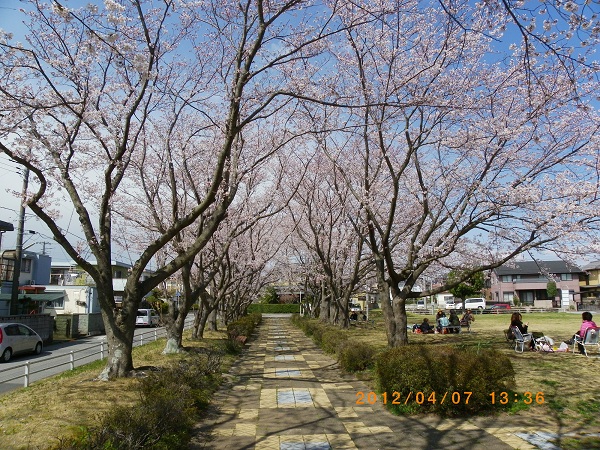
[
  {"xmin": 489, "ymin": 260, "xmax": 583, "ymax": 308},
  {"xmin": 50, "ymin": 259, "xmax": 138, "ymax": 285},
  {"xmin": 579, "ymin": 261, "xmax": 600, "ymax": 311},
  {"xmin": 0, "ymin": 249, "xmax": 52, "ymax": 290},
  {"xmin": 0, "ymin": 250, "xmax": 53, "ymax": 315}
]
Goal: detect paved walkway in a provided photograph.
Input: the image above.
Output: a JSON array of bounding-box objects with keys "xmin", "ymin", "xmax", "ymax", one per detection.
[{"xmin": 190, "ymin": 316, "xmax": 543, "ymax": 450}]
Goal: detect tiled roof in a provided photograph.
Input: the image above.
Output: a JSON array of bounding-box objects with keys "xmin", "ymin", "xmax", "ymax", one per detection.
[
  {"xmin": 582, "ymin": 261, "xmax": 600, "ymax": 271},
  {"xmin": 494, "ymin": 260, "xmax": 582, "ymax": 275}
]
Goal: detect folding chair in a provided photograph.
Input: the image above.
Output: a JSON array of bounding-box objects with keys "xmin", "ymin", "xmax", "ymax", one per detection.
[
  {"xmin": 573, "ymin": 327, "xmax": 600, "ymax": 357},
  {"xmin": 511, "ymin": 326, "xmax": 533, "ymax": 352},
  {"xmin": 504, "ymin": 328, "xmax": 515, "ymax": 347},
  {"xmin": 533, "ymin": 335, "xmax": 554, "ymax": 353}
]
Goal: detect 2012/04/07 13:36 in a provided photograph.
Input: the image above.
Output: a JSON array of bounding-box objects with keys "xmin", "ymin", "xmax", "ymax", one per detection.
[{"xmin": 355, "ymin": 391, "xmax": 545, "ymax": 405}]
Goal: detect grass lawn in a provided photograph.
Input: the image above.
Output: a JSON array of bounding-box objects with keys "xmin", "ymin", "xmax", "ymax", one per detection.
[
  {"xmin": 1, "ymin": 313, "xmax": 599, "ymax": 450},
  {"xmin": 0, "ymin": 329, "xmax": 231, "ymax": 450},
  {"xmin": 347, "ymin": 310, "xmax": 600, "ymax": 448}
]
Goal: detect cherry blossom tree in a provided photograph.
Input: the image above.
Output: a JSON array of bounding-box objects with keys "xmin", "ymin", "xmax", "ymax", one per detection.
[
  {"xmin": 286, "ymin": 148, "xmax": 371, "ymax": 326},
  {"xmin": 319, "ymin": 1, "xmax": 600, "ymax": 346},
  {"xmin": 0, "ymin": 0, "xmax": 359, "ymax": 378}
]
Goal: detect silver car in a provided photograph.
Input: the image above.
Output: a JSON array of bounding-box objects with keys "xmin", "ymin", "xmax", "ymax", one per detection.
[{"xmin": 0, "ymin": 323, "xmax": 43, "ymax": 362}]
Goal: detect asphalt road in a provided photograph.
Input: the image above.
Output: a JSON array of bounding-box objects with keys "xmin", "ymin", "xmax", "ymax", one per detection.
[{"xmin": 0, "ymin": 319, "xmax": 194, "ymax": 395}]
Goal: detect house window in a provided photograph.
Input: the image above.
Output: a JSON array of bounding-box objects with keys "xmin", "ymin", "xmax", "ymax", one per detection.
[
  {"xmin": 1, "ymin": 258, "xmax": 14, "ymax": 281},
  {"xmin": 52, "ymin": 298, "xmax": 65, "ymax": 308},
  {"xmin": 501, "ymin": 275, "xmax": 512, "ymax": 282},
  {"xmin": 21, "ymin": 258, "xmax": 32, "ymax": 273},
  {"xmin": 114, "ymin": 270, "xmax": 123, "ymax": 278},
  {"xmin": 503, "ymin": 292, "xmax": 514, "ymax": 303},
  {"xmin": 560, "ymin": 273, "xmax": 573, "ymax": 281}
]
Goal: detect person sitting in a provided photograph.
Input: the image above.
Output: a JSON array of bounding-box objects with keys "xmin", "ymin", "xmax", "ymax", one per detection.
[
  {"xmin": 566, "ymin": 312, "xmax": 598, "ymax": 354},
  {"xmin": 437, "ymin": 313, "xmax": 450, "ymax": 333},
  {"xmin": 460, "ymin": 309, "xmax": 475, "ymax": 327},
  {"xmin": 361, "ymin": 311, "xmax": 367, "ymax": 321},
  {"xmin": 510, "ymin": 312, "xmax": 537, "ymax": 350},
  {"xmin": 419, "ymin": 317, "xmax": 435, "ymax": 334},
  {"xmin": 448, "ymin": 310, "xmax": 461, "ymax": 333},
  {"xmin": 435, "ymin": 309, "xmax": 444, "ymax": 323},
  {"xmin": 349, "ymin": 311, "xmax": 358, "ymax": 322}
]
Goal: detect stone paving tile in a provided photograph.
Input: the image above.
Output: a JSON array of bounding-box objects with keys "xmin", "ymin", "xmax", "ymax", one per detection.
[{"xmin": 189, "ymin": 317, "xmax": 533, "ymax": 449}]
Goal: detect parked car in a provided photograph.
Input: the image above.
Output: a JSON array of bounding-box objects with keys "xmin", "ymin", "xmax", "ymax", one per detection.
[
  {"xmin": 416, "ymin": 299, "xmax": 427, "ymax": 310},
  {"xmin": 463, "ymin": 297, "xmax": 486, "ymax": 310},
  {"xmin": 489, "ymin": 303, "xmax": 511, "ymax": 312},
  {"xmin": 0, "ymin": 323, "xmax": 43, "ymax": 362},
  {"xmin": 136, "ymin": 309, "xmax": 160, "ymax": 327}
]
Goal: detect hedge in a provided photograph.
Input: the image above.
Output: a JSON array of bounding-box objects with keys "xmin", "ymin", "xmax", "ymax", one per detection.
[
  {"xmin": 291, "ymin": 315, "xmax": 516, "ymax": 417},
  {"xmin": 375, "ymin": 344, "xmax": 515, "ymax": 416},
  {"xmin": 247, "ymin": 303, "xmax": 300, "ymax": 314}
]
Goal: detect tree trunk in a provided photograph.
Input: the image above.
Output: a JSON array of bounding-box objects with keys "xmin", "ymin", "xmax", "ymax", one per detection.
[
  {"xmin": 97, "ymin": 292, "xmax": 137, "ymax": 380},
  {"xmin": 208, "ymin": 308, "xmax": 217, "ymax": 331},
  {"xmin": 196, "ymin": 308, "xmax": 210, "ymax": 338},
  {"xmin": 192, "ymin": 307, "xmax": 202, "ymax": 339},
  {"xmin": 162, "ymin": 301, "xmax": 184, "ymax": 354},
  {"xmin": 380, "ymin": 280, "xmax": 409, "ymax": 347}
]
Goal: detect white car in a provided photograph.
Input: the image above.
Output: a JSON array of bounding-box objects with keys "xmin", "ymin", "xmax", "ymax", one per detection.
[
  {"xmin": 0, "ymin": 323, "xmax": 43, "ymax": 362},
  {"xmin": 463, "ymin": 297, "xmax": 486, "ymax": 310},
  {"xmin": 136, "ymin": 309, "xmax": 160, "ymax": 327}
]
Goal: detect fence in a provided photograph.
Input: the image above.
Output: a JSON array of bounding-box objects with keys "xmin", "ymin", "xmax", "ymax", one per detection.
[
  {"xmin": 0, "ymin": 321, "xmax": 192, "ymax": 392},
  {"xmin": 406, "ymin": 305, "xmax": 561, "ymax": 315}
]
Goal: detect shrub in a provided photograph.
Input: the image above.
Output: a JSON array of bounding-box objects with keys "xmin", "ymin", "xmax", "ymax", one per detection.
[
  {"xmin": 375, "ymin": 344, "xmax": 515, "ymax": 417},
  {"xmin": 226, "ymin": 312, "xmax": 262, "ymax": 341},
  {"xmin": 223, "ymin": 337, "xmax": 244, "ymax": 354},
  {"xmin": 320, "ymin": 329, "xmax": 348, "ymax": 355},
  {"xmin": 291, "ymin": 315, "xmax": 375, "ymax": 373},
  {"xmin": 248, "ymin": 303, "xmax": 300, "ymax": 314},
  {"xmin": 54, "ymin": 350, "xmax": 223, "ymax": 449},
  {"xmin": 308, "ymin": 322, "xmax": 326, "ymax": 345},
  {"xmin": 338, "ymin": 341, "xmax": 376, "ymax": 372}
]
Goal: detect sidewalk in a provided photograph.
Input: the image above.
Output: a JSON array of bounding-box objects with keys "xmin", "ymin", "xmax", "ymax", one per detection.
[{"xmin": 190, "ymin": 316, "xmax": 540, "ymax": 450}]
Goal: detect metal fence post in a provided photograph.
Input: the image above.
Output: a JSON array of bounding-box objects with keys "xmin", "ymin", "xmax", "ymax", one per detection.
[
  {"xmin": 69, "ymin": 351, "xmax": 74, "ymax": 370},
  {"xmin": 24, "ymin": 361, "xmax": 30, "ymax": 387},
  {"xmin": 100, "ymin": 341, "xmax": 104, "ymax": 359}
]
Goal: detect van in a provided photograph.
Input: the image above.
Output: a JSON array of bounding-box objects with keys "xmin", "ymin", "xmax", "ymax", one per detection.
[
  {"xmin": 416, "ymin": 299, "xmax": 426, "ymax": 310},
  {"xmin": 463, "ymin": 298, "xmax": 486, "ymax": 310},
  {"xmin": 136, "ymin": 309, "xmax": 160, "ymax": 327}
]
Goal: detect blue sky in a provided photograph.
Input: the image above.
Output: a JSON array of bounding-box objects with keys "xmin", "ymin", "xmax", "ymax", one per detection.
[{"xmin": 0, "ymin": 0, "xmax": 82, "ymax": 259}]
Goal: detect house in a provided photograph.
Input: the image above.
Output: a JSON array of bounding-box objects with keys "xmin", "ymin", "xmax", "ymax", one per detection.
[
  {"xmin": 50, "ymin": 259, "xmax": 135, "ymax": 285},
  {"xmin": 579, "ymin": 261, "xmax": 600, "ymax": 311},
  {"xmin": 489, "ymin": 260, "xmax": 583, "ymax": 309},
  {"xmin": 0, "ymin": 249, "xmax": 51, "ymax": 292},
  {"xmin": 0, "ymin": 249, "xmax": 52, "ymax": 315}
]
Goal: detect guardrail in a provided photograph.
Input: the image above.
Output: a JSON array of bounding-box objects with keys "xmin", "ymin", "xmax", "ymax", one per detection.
[
  {"xmin": 406, "ymin": 306, "xmax": 563, "ymax": 315},
  {"xmin": 0, "ymin": 322, "xmax": 191, "ymax": 391}
]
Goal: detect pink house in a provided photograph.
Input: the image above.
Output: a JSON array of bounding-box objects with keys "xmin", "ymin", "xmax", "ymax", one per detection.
[{"xmin": 489, "ymin": 260, "xmax": 583, "ymax": 309}]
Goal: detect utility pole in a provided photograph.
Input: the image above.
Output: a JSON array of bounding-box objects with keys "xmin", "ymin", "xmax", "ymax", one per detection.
[
  {"xmin": 10, "ymin": 167, "xmax": 29, "ymax": 315},
  {"xmin": 40, "ymin": 241, "xmax": 52, "ymax": 255}
]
